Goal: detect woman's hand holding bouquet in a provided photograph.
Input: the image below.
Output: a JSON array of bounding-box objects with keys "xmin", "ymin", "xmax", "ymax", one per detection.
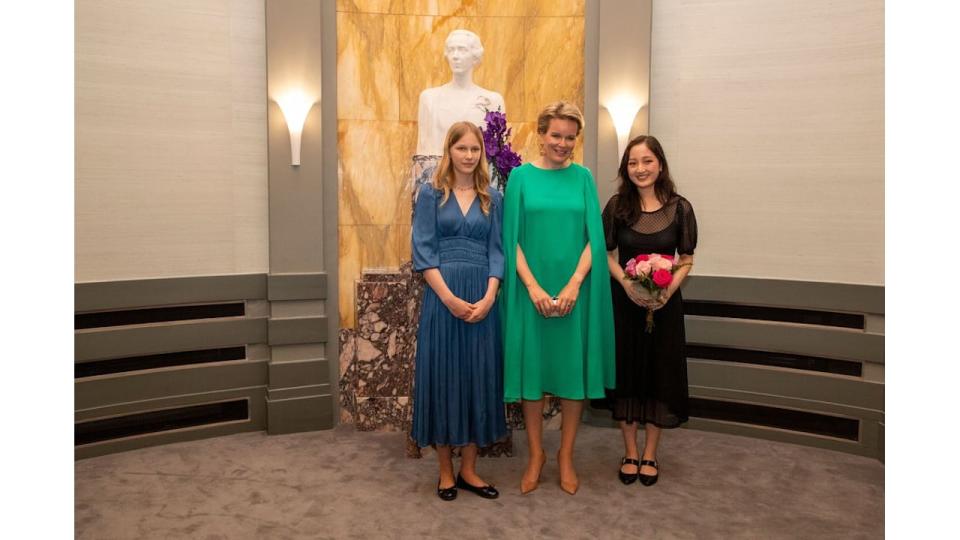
[{"xmin": 622, "ymin": 253, "xmax": 691, "ymax": 332}]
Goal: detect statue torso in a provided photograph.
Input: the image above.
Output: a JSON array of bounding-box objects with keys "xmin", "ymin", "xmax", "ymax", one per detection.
[{"xmin": 416, "ymin": 85, "xmax": 505, "ymax": 156}]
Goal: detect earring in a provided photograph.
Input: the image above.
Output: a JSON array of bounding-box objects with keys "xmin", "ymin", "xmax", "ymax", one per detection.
[{"xmin": 538, "ymin": 142, "xmax": 545, "ymax": 156}]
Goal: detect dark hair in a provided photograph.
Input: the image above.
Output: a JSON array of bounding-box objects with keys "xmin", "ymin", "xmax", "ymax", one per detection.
[{"xmin": 613, "ymin": 135, "xmax": 678, "ymax": 225}]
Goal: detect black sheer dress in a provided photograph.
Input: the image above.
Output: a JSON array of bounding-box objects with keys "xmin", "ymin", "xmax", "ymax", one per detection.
[{"xmin": 595, "ymin": 194, "xmax": 698, "ymax": 427}]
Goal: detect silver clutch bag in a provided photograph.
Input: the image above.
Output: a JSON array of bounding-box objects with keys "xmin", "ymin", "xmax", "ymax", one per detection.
[{"xmin": 545, "ymin": 297, "xmax": 563, "ymax": 318}]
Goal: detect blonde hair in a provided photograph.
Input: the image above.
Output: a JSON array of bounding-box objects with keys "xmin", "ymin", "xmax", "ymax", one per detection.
[
  {"xmin": 536, "ymin": 101, "xmax": 584, "ymax": 135},
  {"xmin": 432, "ymin": 121, "xmax": 492, "ymax": 215}
]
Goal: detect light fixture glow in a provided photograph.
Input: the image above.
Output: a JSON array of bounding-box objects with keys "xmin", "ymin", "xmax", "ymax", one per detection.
[
  {"xmin": 605, "ymin": 95, "xmax": 643, "ymax": 159},
  {"xmin": 276, "ymin": 90, "xmax": 315, "ymax": 166}
]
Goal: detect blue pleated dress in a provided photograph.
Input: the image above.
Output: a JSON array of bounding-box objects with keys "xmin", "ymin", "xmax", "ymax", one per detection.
[{"xmin": 410, "ymin": 186, "xmax": 507, "ymax": 448}]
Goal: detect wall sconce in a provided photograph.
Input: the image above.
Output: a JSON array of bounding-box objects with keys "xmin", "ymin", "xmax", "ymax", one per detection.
[
  {"xmin": 276, "ymin": 90, "xmax": 316, "ymax": 166},
  {"xmin": 605, "ymin": 95, "xmax": 643, "ymax": 159}
]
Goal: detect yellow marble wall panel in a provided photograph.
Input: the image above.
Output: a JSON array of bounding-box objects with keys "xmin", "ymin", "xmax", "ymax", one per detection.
[
  {"xmin": 397, "ymin": 15, "xmax": 457, "ymax": 122},
  {"xmin": 522, "ymin": 16, "xmax": 585, "ymax": 121},
  {"xmin": 339, "ymin": 225, "xmax": 362, "ymax": 328},
  {"xmin": 337, "ymin": 0, "xmax": 401, "ymax": 14},
  {"xmin": 510, "ymin": 122, "xmax": 540, "ymax": 165},
  {"xmin": 339, "ymin": 224, "xmax": 403, "ymax": 327},
  {"xmin": 338, "ymin": 1, "xmax": 481, "ymax": 16},
  {"xmin": 397, "ymin": 223, "xmax": 412, "ymax": 263},
  {"xmin": 361, "ymin": 225, "xmax": 402, "ymax": 269},
  {"xmin": 397, "ymin": 16, "xmax": 524, "ymax": 122},
  {"xmin": 528, "ymin": 0, "xmax": 584, "ymax": 17},
  {"xmin": 338, "ymin": 120, "xmax": 418, "ymax": 226},
  {"xmin": 479, "ymin": 0, "xmax": 583, "ymax": 17},
  {"xmin": 421, "ymin": 0, "xmax": 481, "ymax": 16},
  {"xmin": 337, "ymin": 13, "xmax": 401, "ymax": 120}
]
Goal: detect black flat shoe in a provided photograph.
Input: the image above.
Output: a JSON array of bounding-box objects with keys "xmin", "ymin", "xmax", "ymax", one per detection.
[
  {"xmin": 456, "ymin": 474, "xmax": 499, "ymax": 499},
  {"xmin": 618, "ymin": 457, "xmax": 640, "ymax": 485},
  {"xmin": 638, "ymin": 459, "xmax": 659, "ymax": 486},
  {"xmin": 437, "ymin": 480, "xmax": 457, "ymax": 501}
]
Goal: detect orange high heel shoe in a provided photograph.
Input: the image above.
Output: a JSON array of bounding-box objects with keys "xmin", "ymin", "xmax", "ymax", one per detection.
[
  {"xmin": 520, "ymin": 451, "xmax": 547, "ymax": 494},
  {"xmin": 557, "ymin": 451, "xmax": 579, "ymax": 495}
]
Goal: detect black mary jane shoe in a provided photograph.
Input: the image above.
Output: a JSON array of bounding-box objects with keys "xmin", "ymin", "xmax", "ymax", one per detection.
[
  {"xmin": 618, "ymin": 457, "xmax": 640, "ymax": 485},
  {"xmin": 638, "ymin": 459, "xmax": 659, "ymax": 486},
  {"xmin": 456, "ymin": 474, "xmax": 500, "ymax": 499},
  {"xmin": 437, "ymin": 480, "xmax": 457, "ymax": 501}
]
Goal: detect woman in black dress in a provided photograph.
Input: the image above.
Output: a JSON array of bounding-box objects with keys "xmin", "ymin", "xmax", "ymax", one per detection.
[{"xmin": 601, "ymin": 135, "xmax": 697, "ymax": 486}]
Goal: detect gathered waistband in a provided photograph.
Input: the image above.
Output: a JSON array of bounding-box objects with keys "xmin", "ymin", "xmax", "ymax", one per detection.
[{"xmin": 438, "ymin": 236, "xmax": 488, "ymax": 266}]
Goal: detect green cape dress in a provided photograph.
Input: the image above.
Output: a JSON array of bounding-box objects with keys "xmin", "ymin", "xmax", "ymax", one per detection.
[{"xmin": 501, "ymin": 162, "xmax": 615, "ymax": 402}]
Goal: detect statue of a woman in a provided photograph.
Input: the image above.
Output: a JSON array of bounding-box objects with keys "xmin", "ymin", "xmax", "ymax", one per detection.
[{"xmin": 416, "ymin": 29, "xmax": 506, "ymax": 157}]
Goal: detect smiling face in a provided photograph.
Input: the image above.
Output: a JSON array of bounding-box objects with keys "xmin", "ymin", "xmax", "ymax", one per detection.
[
  {"xmin": 627, "ymin": 142, "xmax": 661, "ymax": 190},
  {"xmin": 444, "ymin": 32, "xmax": 480, "ymax": 75},
  {"xmin": 450, "ymin": 131, "xmax": 482, "ymax": 180},
  {"xmin": 539, "ymin": 118, "xmax": 579, "ymax": 168}
]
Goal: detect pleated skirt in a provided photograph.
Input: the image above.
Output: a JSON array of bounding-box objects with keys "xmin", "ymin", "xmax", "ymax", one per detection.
[
  {"xmin": 411, "ymin": 261, "xmax": 507, "ymax": 448},
  {"xmin": 593, "ymin": 280, "xmax": 689, "ymax": 428}
]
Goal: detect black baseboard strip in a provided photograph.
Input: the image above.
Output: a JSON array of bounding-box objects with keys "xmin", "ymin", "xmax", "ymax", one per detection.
[
  {"xmin": 684, "ymin": 301, "xmax": 865, "ymax": 329},
  {"xmin": 76, "ymin": 303, "xmax": 246, "ymax": 329},
  {"xmin": 687, "ymin": 345, "xmax": 862, "ymax": 376},
  {"xmin": 689, "ymin": 398, "xmax": 860, "ymax": 441},
  {"xmin": 75, "ymin": 347, "xmax": 247, "ymax": 378},
  {"xmin": 75, "ymin": 400, "xmax": 249, "ymax": 446}
]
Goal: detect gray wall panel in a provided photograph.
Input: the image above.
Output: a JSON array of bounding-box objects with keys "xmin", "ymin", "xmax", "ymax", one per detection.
[
  {"xmin": 685, "ymin": 418, "xmax": 874, "ymax": 458},
  {"xmin": 76, "ymin": 274, "xmax": 267, "ymax": 312},
  {"xmin": 269, "ymin": 358, "xmax": 330, "ymax": 388},
  {"xmin": 682, "ymin": 276, "xmax": 884, "ymax": 314},
  {"xmin": 268, "ymin": 273, "xmax": 328, "ymax": 301},
  {"xmin": 75, "ymin": 317, "xmax": 268, "ymax": 362},
  {"xmin": 76, "ymin": 360, "xmax": 269, "ymax": 410},
  {"xmin": 75, "ymin": 418, "xmax": 263, "ymax": 460},
  {"xmin": 320, "ymin": 0, "xmax": 340, "ymax": 426},
  {"xmin": 878, "ymin": 422, "xmax": 885, "ymax": 462},
  {"xmin": 688, "ymin": 359, "xmax": 884, "ymax": 411},
  {"xmin": 686, "ymin": 316, "xmax": 884, "ymax": 364},
  {"xmin": 268, "ymin": 316, "xmax": 328, "ymax": 345},
  {"xmin": 583, "ymin": 0, "xmax": 599, "ymax": 176},
  {"xmin": 75, "ymin": 388, "xmax": 267, "ymax": 459},
  {"xmin": 267, "ymin": 394, "xmax": 334, "ymax": 434},
  {"xmin": 267, "ymin": 384, "xmax": 331, "ymax": 401},
  {"xmin": 75, "ymin": 387, "xmax": 267, "ymax": 422},
  {"xmin": 688, "ymin": 386, "xmax": 884, "ymax": 422}
]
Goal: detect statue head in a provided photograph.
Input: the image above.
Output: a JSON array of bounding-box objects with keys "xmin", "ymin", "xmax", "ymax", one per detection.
[{"xmin": 444, "ymin": 29, "xmax": 484, "ymax": 75}]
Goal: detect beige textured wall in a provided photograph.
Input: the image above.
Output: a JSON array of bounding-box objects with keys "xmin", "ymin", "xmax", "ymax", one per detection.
[
  {"xmin": 650, "ymin": 0, "xmax": 884, "ymax": 285},
  {"xmin": 76, "ymin": 0, "xmax": 269, "ymax": 282},
  {"xmin": 337, "ymin": 0, "xmax": 586, "ymax": 328}
]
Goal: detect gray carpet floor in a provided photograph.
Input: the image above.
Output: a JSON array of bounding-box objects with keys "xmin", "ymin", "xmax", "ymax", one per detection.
[{"xmin": 75, "ymin": 424, "xmax": 883, "ymax": 539}]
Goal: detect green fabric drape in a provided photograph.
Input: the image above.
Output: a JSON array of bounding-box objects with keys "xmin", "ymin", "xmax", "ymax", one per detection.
[{"xmin": 501, "ymin": 162, "xmax": 615, "ymax": 402}]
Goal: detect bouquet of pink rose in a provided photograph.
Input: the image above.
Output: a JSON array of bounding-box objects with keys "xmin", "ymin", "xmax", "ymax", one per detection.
[{"xmin": 623, "ymin": 253, "xmax": 691, "ymax": 332}]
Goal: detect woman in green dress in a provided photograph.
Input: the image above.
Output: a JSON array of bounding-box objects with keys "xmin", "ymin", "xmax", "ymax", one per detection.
[{"xmin": 501, "ymin": 101, "xmax": 615, "ymax": 495}]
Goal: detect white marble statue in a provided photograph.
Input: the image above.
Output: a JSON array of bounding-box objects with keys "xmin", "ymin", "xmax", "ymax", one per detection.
[{"xmin": 416, "ymin": 29, "xmax": 506, "ymax": 156}]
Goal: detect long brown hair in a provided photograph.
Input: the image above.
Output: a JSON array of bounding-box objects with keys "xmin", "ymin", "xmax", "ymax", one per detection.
[
  {"xmin": 613, "ymin": 135, "xmax": 678, "ymax": 224},
  {"xmin": 432, "ymin": 121, "xmax": 492, "ymax": 215}
]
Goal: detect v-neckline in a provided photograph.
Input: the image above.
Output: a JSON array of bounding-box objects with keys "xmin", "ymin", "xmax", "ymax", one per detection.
[{"xmin": 453, "ymin": 191, "xmax": 477, "ymax": 218}]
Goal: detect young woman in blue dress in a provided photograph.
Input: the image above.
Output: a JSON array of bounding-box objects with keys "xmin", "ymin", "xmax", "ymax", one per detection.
[{"xmin": 410, "ymin": 121, "xmax": 507, "ymax": 501}]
